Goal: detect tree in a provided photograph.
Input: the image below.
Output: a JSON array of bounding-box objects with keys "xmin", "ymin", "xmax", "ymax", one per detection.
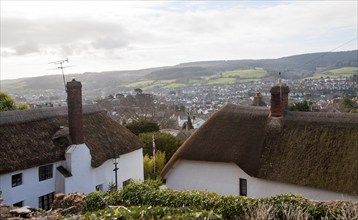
[
  {"xmin": 0, "ymin": 92, "xmax": 29, "ymax": 112},
  {"xmin": 119, "ymin": 93, "xmax": 156, "ymax": 120},
  {"xmin": 126, "ymin": 119, "xmax": 159, "ymax": 136},
  {"xmin": 143, "ymin": 151, "xmax": 166, "ymax": 179},
  {"xmin": 289, "ymin": 100, "xmax": 310, "ymax": 112},
  {"xmin": 338, "ymin": 96, "xmax": 357, "ymax": 113},
  {"xmin": 182, "ymin": 115, "xmax": 194, "ymax": 130},
  {"xmin": 139, "ymin": 132, "xmax": 183, "ymax": 162},
  {"xmin": 338, "ymin": 96, "xmax": 354, "ymax": 109},
  {"xmin": 108, "ymin": 94, "xmax": 114, "ymax": 100},
  {"xmin": 134, "ymin": 88, "xmax": 143, "ymax": 95}
]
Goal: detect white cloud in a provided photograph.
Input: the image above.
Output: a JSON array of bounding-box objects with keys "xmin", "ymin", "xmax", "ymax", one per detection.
[
  {"xmin": 0, "ymin": 1, "xmax": 357, "ymax": 80},
  {"xmin": 14, "ymin": 39, "xmax": 40, "ymax": 55}
]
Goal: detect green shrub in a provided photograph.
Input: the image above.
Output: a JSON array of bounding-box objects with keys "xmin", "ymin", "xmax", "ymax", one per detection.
[
  {"xmin": 120, "ymin": 179, "xmax": 161, "ymax": 206},
  {"xmin": 82, "ymin": 191, "xmax": 108, "ymax": 212},
  {"xmin": 139, "ymin": 132, "xmax": 183, "ymax": 161},
  {"xmin": 83, "ymin": 206, "xmax": 222, "ymax": 219},
  {"xmin": 143, "ymin": 151, "xmax": 166, "ymax": 179},
  {"xmin": 81, "ymin": 181, "xmax": 357, "ymax": 219},
  {"xmin": 106, "ymin": 190, "xmax": 123, "ymax": 206}
]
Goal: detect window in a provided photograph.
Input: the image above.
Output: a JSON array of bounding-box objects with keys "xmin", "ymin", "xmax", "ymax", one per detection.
[
  {"xmin": 11, "ymin": 173, "xmax": 22, "ymax": 187},
  {"xmin": 39, "ymin": 164, "xmax": 53, "ymax": 181},
  {"xmin": 239, "ymin": 178, "xmax": 247, "ymax": 196},
  {"xmin": 38, "ymin": 192, "xmax": 54, "ymax": 210},
  {"xmin": 13, "ymin": 201, "xmax": 23, "ymax": 207}
]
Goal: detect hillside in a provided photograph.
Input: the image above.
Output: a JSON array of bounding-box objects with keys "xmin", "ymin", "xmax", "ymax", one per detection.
[{"xmin": 1, "ymin": 50, "xmax": 357, "ymax": 96}]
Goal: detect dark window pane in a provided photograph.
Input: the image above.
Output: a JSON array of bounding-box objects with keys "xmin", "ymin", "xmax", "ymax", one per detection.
[
  {"xmin": 11, "ymin": 173, "xmax": 22, "ymax": 187},
  {"xmin": 240, "ymin": 178, "xmax": 247, "ymax": 196},
  {"xmin": 39, "ymin": 164, "xmax": 53, "ymax": 181},
  {"xmin": 13, "ymin": 201, "xmax": 23, "ymax": 207},
  {"xmin": 38, "ymin": 192, "xmax": 54, "ymax": 210}
]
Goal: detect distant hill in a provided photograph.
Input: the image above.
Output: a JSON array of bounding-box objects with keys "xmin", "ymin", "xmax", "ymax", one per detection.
[{"xmin": 1, "ymin": 50, "xmax": 357, "ymax": 97}]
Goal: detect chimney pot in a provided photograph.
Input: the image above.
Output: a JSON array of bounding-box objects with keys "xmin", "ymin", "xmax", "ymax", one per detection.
[
  {"xmin": 270, "ymin": 82, "xmax": 289, "ymax": 117},
  {"xmin": 252, "ymin": 91, "xmax": 263, "ymax": 106},
  {"xmin": 66, "ymin": 80, "xmax": 84, "ymax": 144}
]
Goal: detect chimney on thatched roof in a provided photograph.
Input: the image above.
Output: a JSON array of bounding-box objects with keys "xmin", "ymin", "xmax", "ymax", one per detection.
[
  {"xmin": 252, "ymin": 91, "xmax": 263, "ymax": 106},
  {"xmin": 66, "ymin": 79, "xmax": 84, "ymax": 144},
  {"xmin": 270, "ymin": 80, "xmax": 290, "ymax": 117}
]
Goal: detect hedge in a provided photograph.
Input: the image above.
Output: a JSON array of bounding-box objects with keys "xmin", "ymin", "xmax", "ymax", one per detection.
[{"xmin": 82, "ymin": 180, "xmax": 358, "ymax": 219}]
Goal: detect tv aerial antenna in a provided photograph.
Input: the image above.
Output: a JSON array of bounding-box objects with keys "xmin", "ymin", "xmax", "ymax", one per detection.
[{"xmin": 49, "ymin": 58, "xmax": 70, "ymax": 91}]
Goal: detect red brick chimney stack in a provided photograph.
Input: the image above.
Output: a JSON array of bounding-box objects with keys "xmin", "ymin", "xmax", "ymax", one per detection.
[
  {"xmin": 66, "ymin": 79, "xmax": 84, "ymax": 144},
  {"xmin": 270, "ymin": 80, "xmax": 290, "ymax": 117}
]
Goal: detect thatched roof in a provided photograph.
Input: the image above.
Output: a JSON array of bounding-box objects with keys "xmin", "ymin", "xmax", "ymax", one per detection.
[
  {"xmin": 161, "ymin": 104, "xmax": 358, "ymax": 195},
  {"xmin": 0, "ymin": 105, "xmax": 143, "ymax": 175}
]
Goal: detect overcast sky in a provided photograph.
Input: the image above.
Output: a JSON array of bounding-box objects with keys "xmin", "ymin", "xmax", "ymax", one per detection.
[{"xmin": 1, "ymin": 1, "xmax": 357, "ymax": 80}]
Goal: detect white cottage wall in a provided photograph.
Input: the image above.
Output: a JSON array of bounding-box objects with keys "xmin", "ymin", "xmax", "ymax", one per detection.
[
  {"xmin": 113, "ymin": 148, "xmax": 144, "ymax": 187},
  {"xmin": 64, "ymin": 144, "xmax": 94, "ymax": 194},
  {"xmin": 55, "ymin": 161, "xmax": 67, "ymax": 193},
  {"xmin": 94, "ymin": 148, "xmax": 144, "ymax": 191},
  {"xmin": 65, "ymin": 145, "xmax": 144, "ymax": 193},
  {"xmin": 0, "ymin": 146, "xmax": 143, "ymax": 208},
  {"xmin": 165, "ymin": 160, "xmax": 358, "ymax": 202},
  {"xmin": 0, "ymin": 161, "xmax": 62, "ymax": 208}
]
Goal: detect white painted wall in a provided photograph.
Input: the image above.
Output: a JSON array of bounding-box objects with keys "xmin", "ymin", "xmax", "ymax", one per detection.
[
  {"xmin": 165, "ymin": 160, "xmax": 358, "ymax": 202},
  {"xmin": 94, "ymin": 148, "xmax": 144, "ymax": 191},
  {"xmin": 0, "ymin": 145, "xmax": 144, "ymax": 208},
  {"xmin": 64, "ymin": 144, "xmax": 144, "ymax": 194},
  {"xmin": 111, "ymin": 148, "xmax": 144, "ymax": 188},
  {"xmin": 55, "ymin": 161, "xmax": 67, "ymax": 194},
  {"xmin": 0, "ymin": 161, "xmax": 62, "ymax": 208},
  {"xmin": 64, "ymin": 144, "xmax": 94, "ymax": 194}
]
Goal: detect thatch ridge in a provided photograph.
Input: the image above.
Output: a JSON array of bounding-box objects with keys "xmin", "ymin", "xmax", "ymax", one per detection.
[
  {"xmin": 161, "ymin": 104, "xmax": 358, "ymax": 195},
  {"xmin": 0, "ymin": 104, "xmax": 103, "ymax": 126},
  {"xmin": 0, "ymin": 106, "xmax": 143, "ymax": 174},
  {"xmin": 284, "ymin": 111, "xmax": 358, "ymax": 127}
]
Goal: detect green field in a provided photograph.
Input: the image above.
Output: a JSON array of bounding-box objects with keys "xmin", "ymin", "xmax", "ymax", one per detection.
[
  {"xmin": 207, "ymin": 77, "xmax": 236, "ymax": 85},
  {"xmin": 327, "ymin": 67, "xmax": 358, "ymax": 75},
  {"xmin": 125, "ymin": 80, "xmax": 178, "ymax": 89},
  {"xmin": 201, "ymin": 75, "xmax": 220, "ymax": 81},
  {"xmin": 306, "ymin": 67, "xmax": 358, "ymax": 79},
  {"xmin": 237, "ymin": 78, "xmax": 262, "ymax": 83},
  {"xmin": 222, "ymin": 68, "xmax": 267, "ymax": 79},
  {"xmin": 163, "ymin": 83, "xmax": 187, "ymax": 88},
  {"xmin": 123, "ymin": 68, "xmax": 269, "ymax": 88},
  {"xmin": 153, "ymin": 80, "xmax": 177, "ymax": 87},
  {"xmin": 125, "ymin": 80, "xmax": 154, "ymax": 88},
  {"xmin": 189, "ymin": 79, "xmax": 205, "ymax": 84}
]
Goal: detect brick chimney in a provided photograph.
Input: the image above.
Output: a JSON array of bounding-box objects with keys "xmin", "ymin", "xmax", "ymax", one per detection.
[
  {"xmin": 66, "ymin": 79, "xmax": 84, "ymax": 144},
  {"xmin": 270, "ymin": 80, "xmax": 290, "ymax": 117},
  {"xmin": 252, "ymin": 91, "xmax": 263, "ymax": 106}
]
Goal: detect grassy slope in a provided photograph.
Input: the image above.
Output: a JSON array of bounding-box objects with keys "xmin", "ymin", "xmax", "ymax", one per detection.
[
  {"xmin": 126, "ymin": 80, "xmax": 178, "ymax": 89},
  {"xmin": 125, "ymin": 80, "xmax": 154, "ymax": 88},
  {"xmin": 207, "ymin": 77, "xmax": 237, "ymax": 85},
  {"xmin": 163, "ymin": 83, "xmax": 187, "ymax": 88},
  {"xmin": 148, "ymin": 66, "xmax": 355, "ymax": 87},
  {"xmin": 306, "ymin": 67, "xmax": 358, "ymax": 79},
  {"xmin": 222, "ymin": 68, "xmax": 267, "ymax": 79},
  {"xmin": 126, "ymin": 69, "xmax": 263, "ymax": 89}
]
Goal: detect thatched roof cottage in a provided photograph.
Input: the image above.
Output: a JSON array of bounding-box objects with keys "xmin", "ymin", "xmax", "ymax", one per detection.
[
  {"xmin": 0, "ymin": 79, "xmax": 144, "ymax": 209},
  {"xmin": 161, "ymin": 81, "xmax": 358, "ymax": 201}
]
